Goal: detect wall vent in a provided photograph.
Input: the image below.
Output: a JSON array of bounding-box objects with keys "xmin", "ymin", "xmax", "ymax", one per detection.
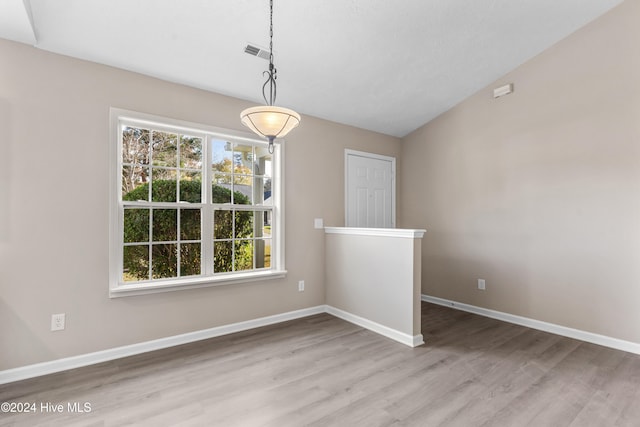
[{"xmin": 244, "ymin": 44, "xmax": 271, "ymax": 61}]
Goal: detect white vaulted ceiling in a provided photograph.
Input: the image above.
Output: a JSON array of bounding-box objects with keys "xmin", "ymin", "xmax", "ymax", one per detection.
[{"xmin": 0, "ymin": 0, "xmax": 623, "ymax": 137}]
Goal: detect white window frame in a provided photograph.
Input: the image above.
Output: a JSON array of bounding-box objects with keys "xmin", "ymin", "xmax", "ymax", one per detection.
[{"xmin": 109, "ymin": 108, "xmax": 286, "ymax": 297}]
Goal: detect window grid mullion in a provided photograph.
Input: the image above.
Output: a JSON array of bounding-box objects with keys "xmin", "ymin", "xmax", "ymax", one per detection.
[
  {"xmin": 252, "ymin": 145, "xmax": 256, "ymax": 205},
  {"xmin": 177, "ymin": 133, "xmax": 181, "ymax": 204},
  {"xmin": 148, "ymin": 129, "xmax": 153, "ymax": 202},
  {"xmin": 148, "ymin": 208, "xmax": 153, "ymax": 281},
  {"xmin": 202, "ymin": 135, "xmax": 214, "ymax": 276},
  {"xmin": 176, "ymin": 135, "xmax": 181, "ymax": 278},
  {"xmin": 124, "ymin": 239, "xmax": 199, "ymax": 246},
  {"xmin": 232, "ymin": 210, "xmax": 236, "ymax": 272},
  {"xmin": 229, "ymin": 144, "xmax": 234, "ymax": 205},
  {"xmin": 177, "ymin": 208, "xmax": 182, "ymax": 278}
]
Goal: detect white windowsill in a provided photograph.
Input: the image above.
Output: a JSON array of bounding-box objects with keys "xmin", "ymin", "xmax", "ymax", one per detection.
[{"xmin": 109, "ymin": 270, "xmax": 287, "ymax": 298}]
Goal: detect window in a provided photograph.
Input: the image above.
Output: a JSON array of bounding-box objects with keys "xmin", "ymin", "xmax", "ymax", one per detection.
[{"xmin": 110, "ymin": 109, "xmax": 285, "ymax": 297}]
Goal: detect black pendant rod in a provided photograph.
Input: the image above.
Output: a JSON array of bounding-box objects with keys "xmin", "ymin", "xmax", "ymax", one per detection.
[{"xmin": 262, "ymin": 0, "xmax": 277, "ymax": 107}]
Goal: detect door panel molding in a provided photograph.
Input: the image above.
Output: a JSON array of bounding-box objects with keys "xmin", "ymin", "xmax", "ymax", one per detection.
[{"xmin": 345, "ymin": 149, "xmax": 396, "ymax": 228}]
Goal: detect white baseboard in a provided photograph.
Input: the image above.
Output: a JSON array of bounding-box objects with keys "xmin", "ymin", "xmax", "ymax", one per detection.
[
  {"xmin": 0, "ymin": 306, "xmax": 326, "ymax": 385},
  {"xmin": 0, "ymin": 304, "xmax": 424, "ymax": 385},
  {"xmin": 6, "ymin": 295, "xmax": 634, "ymax": 385},
  {"xmin": 325, "ymin": 305, "xmax": 424, "ymax": 348},
  {"xmin": 422, "ymin": 294, "xmax": 640, "ymax": 355}
]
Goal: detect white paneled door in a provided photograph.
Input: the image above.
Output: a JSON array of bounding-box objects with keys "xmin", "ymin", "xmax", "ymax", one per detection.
[{"xmin": 345, "ymin": 150, "xmax": 395, "ymax": 228}]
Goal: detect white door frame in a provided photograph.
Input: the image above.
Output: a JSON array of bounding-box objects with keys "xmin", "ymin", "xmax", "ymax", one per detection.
[{"xmin": 344, "ymin": 149, "xmax": 396, "ymax": 228}]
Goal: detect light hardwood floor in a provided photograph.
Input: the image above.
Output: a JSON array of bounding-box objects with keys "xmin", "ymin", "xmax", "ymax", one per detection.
[{"xmin": 2, "ymin": 302, "xmax": 640, "ymax": 426}]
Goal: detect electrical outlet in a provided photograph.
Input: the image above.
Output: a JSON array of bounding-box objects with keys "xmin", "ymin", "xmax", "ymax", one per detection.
[
  {"xmin": 298, "ymin": 280, "xmax": 305, "ymax": 292},
  {"xmin": 314, "ymin": 218, "xmax": 324, "ymax": 229},
  {"xmin": 51, "ymin": 313, "xmax": 66, "ymax": 331},
  {"xmin": 478, "ymin": 279, "xmax": 486, "ymax": 291}
]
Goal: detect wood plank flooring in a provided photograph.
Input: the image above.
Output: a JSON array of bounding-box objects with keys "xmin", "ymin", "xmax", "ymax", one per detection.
[{"xmin": 2, "ymin": 302, "xmax": 640, "ymax": 426}]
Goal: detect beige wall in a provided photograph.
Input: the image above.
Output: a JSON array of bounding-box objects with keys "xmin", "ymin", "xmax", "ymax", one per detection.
[
  {"xmin": 401, "ymin": 1, "xmax": 640, "ymax": 343},
  {"xmin": 0, "ymin": 39, "xmax": 401, "ymax": 370}
]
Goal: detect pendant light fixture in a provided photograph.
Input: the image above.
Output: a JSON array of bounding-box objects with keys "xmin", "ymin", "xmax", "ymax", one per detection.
[{"xmin": 240, "ymin": 0, "xmax": 300, "ymax": 153}]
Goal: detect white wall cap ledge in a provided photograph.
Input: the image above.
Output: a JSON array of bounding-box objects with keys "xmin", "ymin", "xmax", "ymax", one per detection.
[{"xmin": 324, "ymin": 227, "xmax": 426, "ymax": 239}]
